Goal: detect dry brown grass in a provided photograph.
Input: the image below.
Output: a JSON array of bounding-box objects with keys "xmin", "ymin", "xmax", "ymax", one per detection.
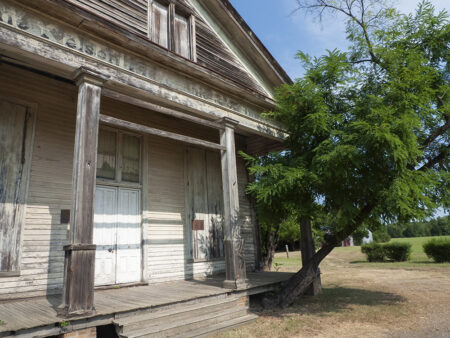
[{"xmin": 213, "ymin": 246, "xmax": 450, "ymax": 338}]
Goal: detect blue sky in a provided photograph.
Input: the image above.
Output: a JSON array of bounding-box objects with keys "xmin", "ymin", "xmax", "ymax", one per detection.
[{"xmin": 229, "ymin": 0, "xmax": 449, "ymax": 80}]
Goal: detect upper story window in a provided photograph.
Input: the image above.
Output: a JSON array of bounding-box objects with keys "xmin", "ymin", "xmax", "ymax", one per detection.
[
  {"xmin": 150, "ymin": 1, "xmax": 169, "ymax": 48},
  {"xmin": 149, "ymin": 0, "xmax": 195, "ymax": 60}
]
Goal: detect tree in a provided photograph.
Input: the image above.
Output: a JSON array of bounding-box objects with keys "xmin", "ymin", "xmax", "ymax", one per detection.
[
  {"xmin": 249, "ymin": 154, "xmax": 303, "ymax": 270},
  {"xmin": 245, "ymin": 0, "xmax": 449, "ymax": 308}
]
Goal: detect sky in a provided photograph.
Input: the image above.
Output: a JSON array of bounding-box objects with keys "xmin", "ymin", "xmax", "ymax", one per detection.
[{"xmin": 229, "ymin": 0, "xmax": 450, "ymax": 80}]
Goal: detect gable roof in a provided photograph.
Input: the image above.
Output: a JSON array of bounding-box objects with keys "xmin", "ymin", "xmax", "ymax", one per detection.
[{"xmin": 194, "ymin": 0, "xmax": 293, "ymax": 89}]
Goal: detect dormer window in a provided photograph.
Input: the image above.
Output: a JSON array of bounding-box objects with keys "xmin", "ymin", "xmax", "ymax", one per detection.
[{"xmin": 149, "ymin": 0, "xmax": 195, "ymax": 60}]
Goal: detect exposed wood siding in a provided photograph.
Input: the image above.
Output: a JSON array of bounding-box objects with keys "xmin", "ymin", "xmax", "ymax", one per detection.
[
  {"xmin": 0, "ymin": 100, "xmax": 34, "ymax": 274},
  {"xmin": 237, "ymin": 155, "xmax": 256, "ymax": 269},
  {"xmin": 195, "ymin": 20, "xmax": 266, "ymax": 95},
  {"xmin": 0, "ymin": 65, "xmax": 76, "ymax": 299},
  {"xmin": 64, "ymin": 0, "xmax": 267, "ymax": 95},
  {"xmin": 0, "ymin": 65, "xmax": 258, "ymax": 298},
  {"xmin": 67, "ymin": 0, "xmax": 148, "ymax": 35}
]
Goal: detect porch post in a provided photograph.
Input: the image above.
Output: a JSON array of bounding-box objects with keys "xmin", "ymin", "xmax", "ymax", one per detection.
[
  {"xmin": 60, "ymin": 68, "xmax": 105, "ymax": 317},
  {"xmin": 220, "ymin": 117, "xmax": 247, "ymax": 289}
]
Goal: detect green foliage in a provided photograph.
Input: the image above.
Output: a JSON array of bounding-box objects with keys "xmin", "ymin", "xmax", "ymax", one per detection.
[
  {"xmin": 361, "ymin": 243, "xmax": 386, "ymax": 262},
  {"xmin": 383, "ymin": 242, "xmax": 412, "ymax": 261},
  {"xmin": 273, "ymin": 262, "xmax": 283, "ymax": 272},
  {"xmin": 361, "ymin": 242, "xmax": 411, "ymax": 262},
  {"xmin": 59, "ymin": 321, "xmax": 70, "ymax": 328},
  {"xmin": 362, "ymin": 242, "xmax": 411, "ymax": 262},
  {"xmin": 387, "ymin": 216, "xmax": 450, "ymax": 238},
  {"xmin": 278, "ymin": 214, "xmax": 301, "ymax": 247},
  {"xmin": 352, "ymin": 227, "xmax": 369, "ymax": 246},
  {"xmin": 0, "ymin": 320, "xmax": 6, "ymax": 326},
  {"xmin": 244, "ymin": 1, "xmax": 449, "ymax": 248},
  {"xmin": 423, "ymin": 238, "xmax": 450, "ymax": 262},
  {"xmin": 373, "ymin": 228, "xmax": 391, "ymax": 243}
]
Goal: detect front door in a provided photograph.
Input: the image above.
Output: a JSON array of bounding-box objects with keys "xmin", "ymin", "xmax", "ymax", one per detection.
[{"xmin": 93, "ymin": 186, "xmax": 142, "ymax": 286}]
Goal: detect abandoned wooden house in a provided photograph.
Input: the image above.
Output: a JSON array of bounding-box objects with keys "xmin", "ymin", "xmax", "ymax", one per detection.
[{"xmin": 0, "ymin": 0, "xmax": 292, "ymax": 336}]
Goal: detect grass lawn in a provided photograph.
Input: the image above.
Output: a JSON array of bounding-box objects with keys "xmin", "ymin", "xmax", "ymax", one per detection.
[
  {"xmin": 351, "ymin": 235, "xmax": 450, "ymax": 268},
  {"xmin": 215, "ymin": 236, "xmax": 450, "ymax": 338}
]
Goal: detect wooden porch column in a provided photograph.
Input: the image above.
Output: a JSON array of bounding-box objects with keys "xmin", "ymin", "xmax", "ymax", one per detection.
[
  {"xmin": 60, "ymin": 68, "xmax": 105, "ymax": 317},
  {"xmin": 220, "ymin": 118, "xmax": 247, "ymax": 289}
]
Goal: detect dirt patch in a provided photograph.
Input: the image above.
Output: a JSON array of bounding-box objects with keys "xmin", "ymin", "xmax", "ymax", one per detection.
[{"xmin": 213, "ymin": 248, "xmax": 450, "ymax": 338}]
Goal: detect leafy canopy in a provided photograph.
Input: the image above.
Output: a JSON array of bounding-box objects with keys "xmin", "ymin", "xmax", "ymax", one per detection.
[{"xmin": 244, "ymin": 1, "xmax": 449, "ymax": 244}]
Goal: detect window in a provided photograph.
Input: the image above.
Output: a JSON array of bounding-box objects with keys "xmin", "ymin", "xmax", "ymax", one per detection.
[
  {"xmin": 150, "ymin": 1, "xmax": 169, "ymax": 48},
  {"xmin": 97, "ymin": 128, "xmax": 141, "ymax": 184},
  {"xmin": 174, "ymin": 13, "xmax": 189, "ymax": 58},
  {"xmin": 97, "ymin": 129, "xmax": 116, "ymax": 180},
  {"xmin": 149, "ymin": 0, "xmax": 194, "ymax": 60}
]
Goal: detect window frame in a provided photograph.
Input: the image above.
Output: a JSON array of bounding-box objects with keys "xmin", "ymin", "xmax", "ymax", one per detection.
[
  {"xmin": 96, "ymin": 126, "xmax": 143, "ymax": 189},
  {"xmin": 148, "ymin": 0, "xmax": 196, "ymax": 61}
]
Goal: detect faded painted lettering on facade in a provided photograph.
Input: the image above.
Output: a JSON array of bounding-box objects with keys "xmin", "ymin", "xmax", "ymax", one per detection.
[{"xmin": 0, "ymin": 1, "xmax": 280, "ymax": 131}]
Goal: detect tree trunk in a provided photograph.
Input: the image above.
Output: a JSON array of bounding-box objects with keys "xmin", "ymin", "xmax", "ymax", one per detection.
[
  {"xmin": 263, "ymin": 228, "xmax": 279, "ymax": 271},
  {"xmin": 269, "ymin": 204, "xmax": 375, "ymax": 308},
  {"xmin": 277, "ymin": 244, "xmax": 334, "ymax": 308},
  {"xmin": 300, "ymin": 218, "xmax": 322, "ymax": 295}
]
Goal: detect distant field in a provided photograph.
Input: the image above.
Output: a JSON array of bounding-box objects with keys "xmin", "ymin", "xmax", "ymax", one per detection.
[
  {"xmin": 388, "ymin": 235, "xmax": 450, "ymax": 261},
  {"xmin": 273, "ymin": 236, "xmax": 450, "ymax": 269},
  {"xmin": 351, "ymin": 235, "xmax": 450, "ymax": 268}
]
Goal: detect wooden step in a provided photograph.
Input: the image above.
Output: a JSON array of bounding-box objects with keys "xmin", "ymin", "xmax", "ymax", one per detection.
[
  {"xmin": 183, "ymin": 313, "xmax": 259, "ymax": 337},
  {"xmin": 117, "ymin": 297, "xmax": 242, "ymax": 335},
  {"xmin": 122, "ymin": 306, "xmax": 249, "ymax": 337}
]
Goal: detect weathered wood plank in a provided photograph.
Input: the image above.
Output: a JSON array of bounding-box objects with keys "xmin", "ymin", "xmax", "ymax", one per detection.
[
  {"xmin": 99, "ymin": 114, "xmax": 225, "ymax": 151},
  {"xmin": 67, "ymin": 0, "xmax": 147, "ymax": 35},
  {"xmin": 102, "ymin": 89, "xmax": 224, "ymax": 130},
  {"xmin": 0, "ymin": 98, "xmax": 35, "ymax": 274},
  {"xmin": 61, "ymin": 69, "xmax": 104, "ymax": 316},
  {"xmin": 220, "ymin": 118, "xmax": 247, "ymax": 288}
]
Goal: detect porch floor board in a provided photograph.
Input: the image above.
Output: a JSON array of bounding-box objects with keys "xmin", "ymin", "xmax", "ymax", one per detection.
[{"xmin": 0, "ymin": 272, "xmax": 293, "ymax": 335}]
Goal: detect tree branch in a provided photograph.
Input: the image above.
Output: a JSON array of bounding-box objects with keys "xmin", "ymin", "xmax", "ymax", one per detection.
[
  {"xmin": 417, "ymin": 144, "xmax": 450, "ymax": 171},
  {"xmin": 421, "ymin": 116, "xmax": 450, "ymax": 149}
]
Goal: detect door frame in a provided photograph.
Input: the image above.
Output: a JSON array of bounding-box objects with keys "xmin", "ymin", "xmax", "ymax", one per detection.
[
  {"xmin": 94, "ymin": 184, "xmax": 143, "ymax": 285},
  {"xmin": 94, "ymin": 124, "xmax": 148, "ymax": 284}
]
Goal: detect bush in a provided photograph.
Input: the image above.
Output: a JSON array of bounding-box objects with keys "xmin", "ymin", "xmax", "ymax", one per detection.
[
  {"xmin": 373, "ymin": 229, "xmax": 391, "ymax": 243},
  {"xmin": 384, "ymin": 242, "xmax": 411, "ymax": 261},
  {"xmin": 423, "ymin": 238, "xmax": 450, "ymax": 263},
  {"xmin": 361, "ymin": 243, "xmax": 385, "ymax": 262}
]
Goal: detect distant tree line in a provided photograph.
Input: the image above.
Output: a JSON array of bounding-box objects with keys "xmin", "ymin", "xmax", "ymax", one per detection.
[{"xmin": 387, "ymin": 216, "xmax": 450, "ymax": 238}]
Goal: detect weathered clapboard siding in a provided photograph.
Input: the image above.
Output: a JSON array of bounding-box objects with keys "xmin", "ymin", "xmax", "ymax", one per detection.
[
  {"xmin": 0, "ymin": 64, "xmax": 76, "ymax": 299},
  {"xmin": 0, "ymin": 100, "xmax": 34, "ymax": 274},
  {"xmin": 172, "ymin": 0, "xmax": 267, "ymax": 94},
  {"xmin": 0, "ymin": 65, "xmax": 258, "ymax": 298},
  {"xmin": 195, "ymin": 20, "xmax": 266, "ymax": 95},
  {"xmin": 62, "ymin": 0, "xmax": 267, "ymax": 96},
  {"xmin": 66, "ymin": 0, "xmax": 148, "ymax": 36},
  {"xmin": 236, "ymin": 141, "xmax": 256, "ymax": 270}
]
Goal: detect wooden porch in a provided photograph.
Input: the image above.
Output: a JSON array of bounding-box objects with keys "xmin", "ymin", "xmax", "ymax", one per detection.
[{"xmin": 0, "ymin": 271, "xmax": 293, "ymax": 337}]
